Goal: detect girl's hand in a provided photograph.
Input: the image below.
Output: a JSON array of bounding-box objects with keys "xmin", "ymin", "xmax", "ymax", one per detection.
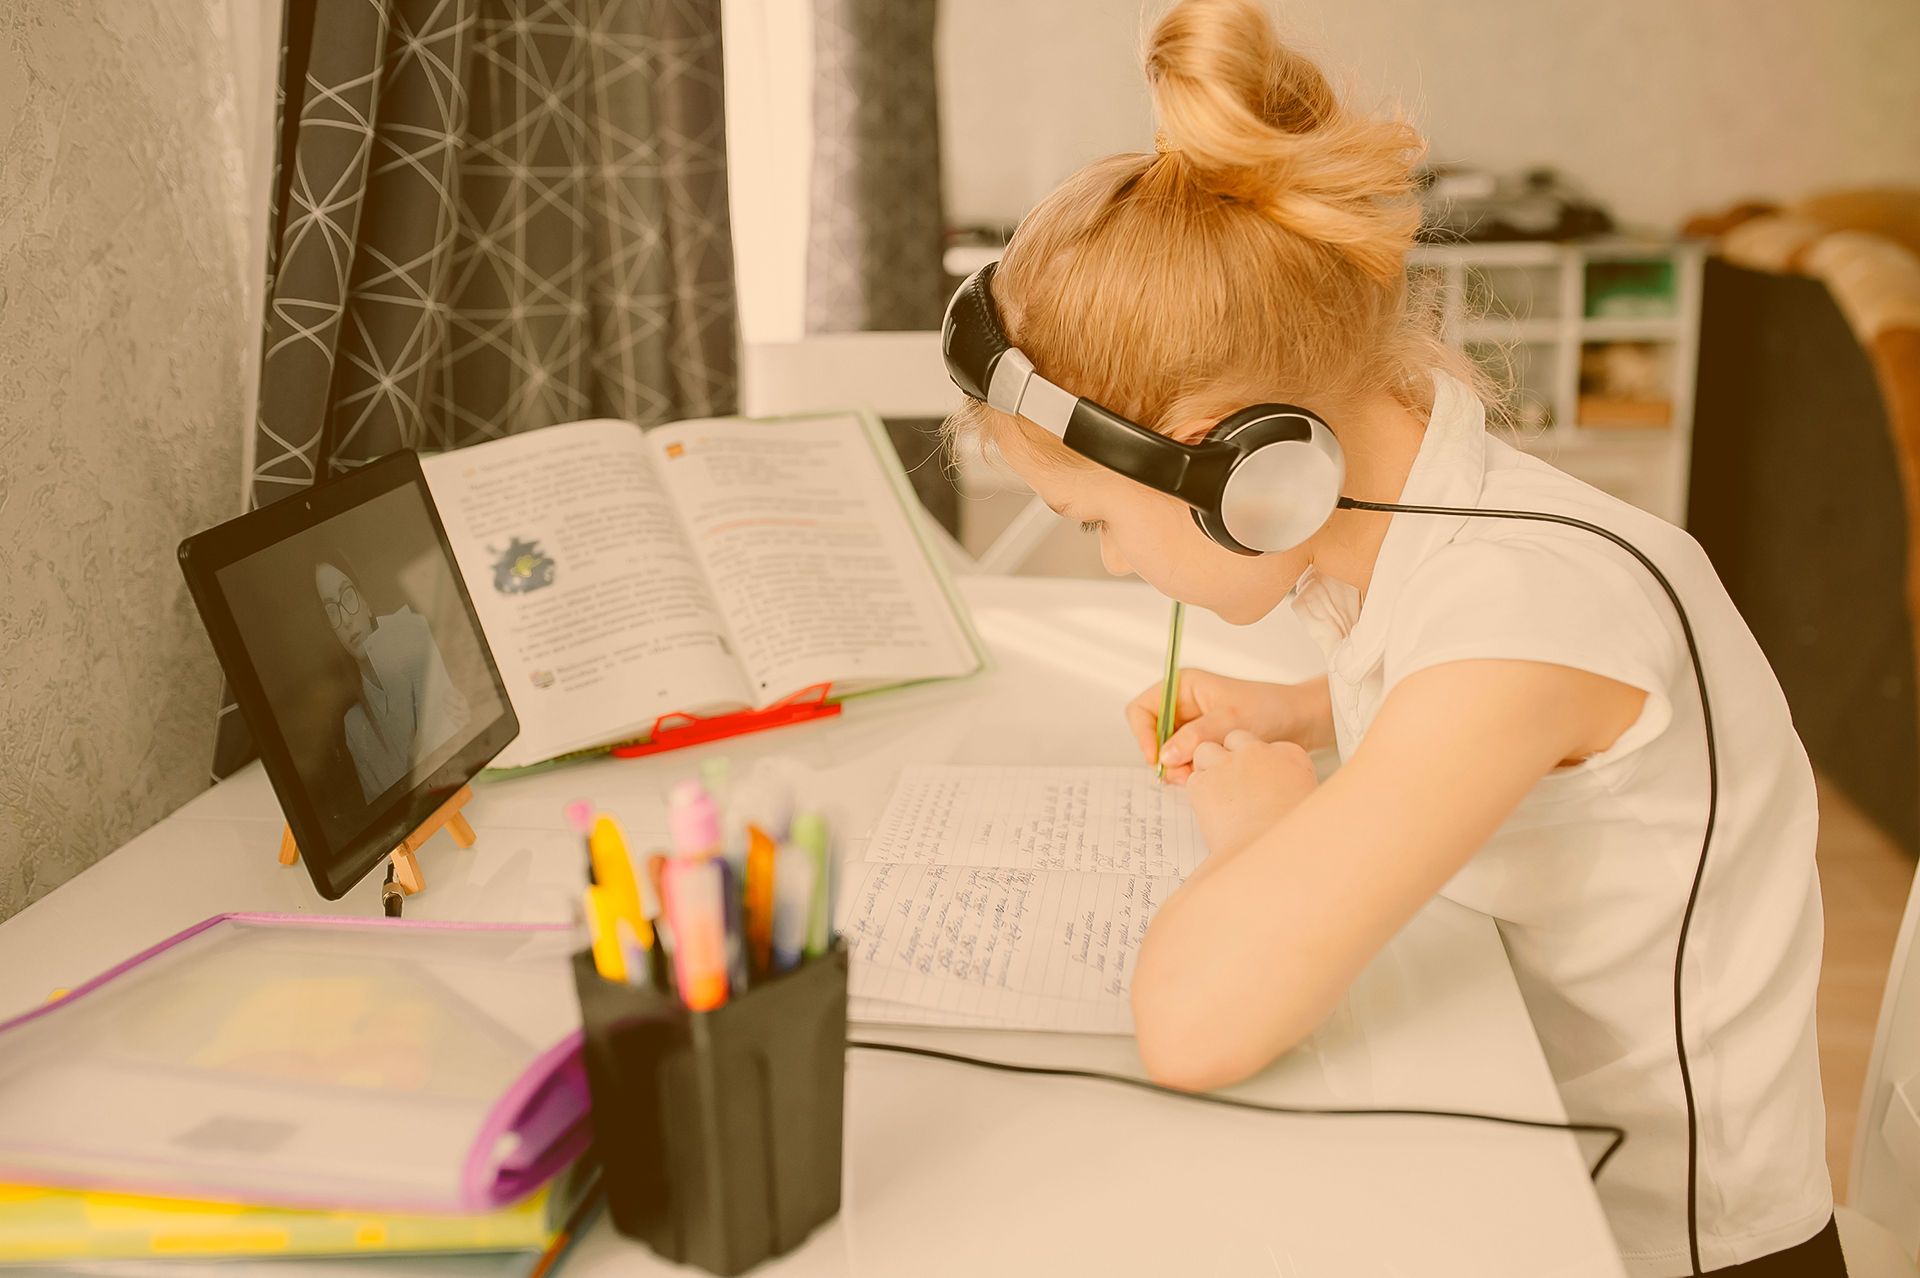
[
  {"xmin": 1126, "ymin": 670, "xmax": 1334, "ymax": 783},
  {"xmin": 1185, "ymin": 730, "xmax": 1319, "ymax": 858}
]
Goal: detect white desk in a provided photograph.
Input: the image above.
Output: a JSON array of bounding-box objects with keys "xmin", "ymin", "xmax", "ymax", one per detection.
[{"xmin": 0, "ymin": 577, "xmax": 1624, "ymax": 1277}]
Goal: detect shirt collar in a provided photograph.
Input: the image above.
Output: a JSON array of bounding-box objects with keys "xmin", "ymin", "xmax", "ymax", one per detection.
[{"xmin": 1289, "ymin": 372, "xmax": 1489, "ymax": 678}]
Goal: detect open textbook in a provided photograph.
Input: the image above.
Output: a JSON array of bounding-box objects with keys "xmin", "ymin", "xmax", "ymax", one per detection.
[
  {"xmin": 840, "ymin": 766, "xmax": 1211, "ymax": 1034},
  {"xmin": 419, "ymin": 414, "xmax": 986, "ymax": 769}
]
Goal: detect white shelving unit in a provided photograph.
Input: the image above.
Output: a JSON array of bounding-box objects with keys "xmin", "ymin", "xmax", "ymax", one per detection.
[{"xmin": 1409, "ymin": 240, "xmax": 1707, "ymax": 525}]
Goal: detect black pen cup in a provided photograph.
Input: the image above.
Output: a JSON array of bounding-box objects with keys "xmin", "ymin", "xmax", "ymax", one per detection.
[{"xmin": 572, "ymin": 946, "xmax": 847, "ymax": 1276}]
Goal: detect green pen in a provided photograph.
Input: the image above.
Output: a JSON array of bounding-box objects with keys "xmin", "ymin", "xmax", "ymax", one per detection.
[{"xmin": 1155, "ymin": 600, "xmax": 1186, "ymax": 780}]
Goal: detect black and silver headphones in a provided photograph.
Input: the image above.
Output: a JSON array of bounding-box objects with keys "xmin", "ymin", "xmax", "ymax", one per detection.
[{"xmin": 941, "ymin": 262, "xmax": 1345, "ymax": 555}]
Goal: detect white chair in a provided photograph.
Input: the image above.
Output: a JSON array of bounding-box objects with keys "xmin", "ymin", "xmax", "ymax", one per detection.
[
  {"xmin": 1842, "ymin": 864, "xmax": 1920, "ymax": 1274},
  {"xmin": 741, "ymin": 333, "xmax": 1063, "ymax": 576}
]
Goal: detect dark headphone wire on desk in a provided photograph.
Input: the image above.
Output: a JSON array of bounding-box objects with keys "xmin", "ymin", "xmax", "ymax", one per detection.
[{"xmin": 846, "ymin": 1039, "xmax": 1627, "ymax": 1181}]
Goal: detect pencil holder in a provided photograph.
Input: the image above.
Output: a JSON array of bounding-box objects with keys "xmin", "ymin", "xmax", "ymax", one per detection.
[{"xmin": 572, "ymin": 947, "xmax": 846, "ymax": 1276}]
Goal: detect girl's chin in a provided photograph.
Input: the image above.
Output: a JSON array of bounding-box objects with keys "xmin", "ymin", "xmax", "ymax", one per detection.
[{"xmin": 1210, "ymin": 597, "xmax": 1282, "ymax": 627}]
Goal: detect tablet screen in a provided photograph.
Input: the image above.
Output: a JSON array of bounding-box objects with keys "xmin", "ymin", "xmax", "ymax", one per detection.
[{"xmin": 184, "ymin": 459, "xmax": 516, "ymax": 898}]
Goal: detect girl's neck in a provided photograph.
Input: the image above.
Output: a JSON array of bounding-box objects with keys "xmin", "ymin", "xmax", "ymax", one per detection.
[{"xmin": 1303, "ymin": 393, "xmax": 1429, "ymax": 601}]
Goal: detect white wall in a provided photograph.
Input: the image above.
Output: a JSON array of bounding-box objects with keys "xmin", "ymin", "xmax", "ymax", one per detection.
[
  {"xmin": 939, "ymin": 0, "xmax": 1920, "ymax": 231},
  {"xmin": 722, "ymin": 0, "xmax": 815, "ymax": 345}
]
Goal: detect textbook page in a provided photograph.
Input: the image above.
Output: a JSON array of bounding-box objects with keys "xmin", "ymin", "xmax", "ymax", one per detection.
[
  {"xmin": 864, "ymin": 766, "xmax": 1209, "ymax": 878},
  {"xmin": 840, "ymin": 862, "xmax": 1177, "ymax": 1034},
  {"xmin": 423, "ymin": 420, "xmax": 753, "ymax": 767},
  {"xmin": 647, "ymin": 415, "xmax": 980, "ymax": 705}
]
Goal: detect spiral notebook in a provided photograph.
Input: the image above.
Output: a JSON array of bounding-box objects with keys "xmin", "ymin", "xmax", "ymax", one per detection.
[{"xmin": 839, "ymin": 767, "xmax": 1210, "ymax": 1035}]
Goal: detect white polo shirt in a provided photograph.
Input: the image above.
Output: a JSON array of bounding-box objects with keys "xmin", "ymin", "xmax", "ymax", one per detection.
[{"xmin": 1289, "ymin": 373, "xmax": 1829, "ymax": 1275}]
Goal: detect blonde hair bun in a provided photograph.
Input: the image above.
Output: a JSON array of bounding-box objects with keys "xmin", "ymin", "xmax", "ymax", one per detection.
[
  {"xmin": 1145, "ymin": 0, "xmax": 1423, "ymax": 281},
  {"xmin": 945, "ymin": 0, "xmax": 1474, "ymax": 460}
]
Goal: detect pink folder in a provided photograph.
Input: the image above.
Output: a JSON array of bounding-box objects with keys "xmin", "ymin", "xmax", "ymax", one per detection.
[{"xmin": 0, "ymin": 913, "xmax": 591, "ymax": 1213}]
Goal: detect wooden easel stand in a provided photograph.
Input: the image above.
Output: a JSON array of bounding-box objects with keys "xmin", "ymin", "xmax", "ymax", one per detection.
[{"xmin": 278, "ymin": 784, "xmax": 478, "ymax": 896}]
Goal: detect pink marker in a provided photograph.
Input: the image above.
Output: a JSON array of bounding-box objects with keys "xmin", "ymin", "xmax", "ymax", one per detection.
[
  {"xmin": 565, "ymin": 800, "xmax": 596, "ymax": 883},
  {"xmin": 663, "ymin": 857, "xmax": 728, "ymax": 1010},
  {"xmin": 667, "ymin": 779, "xmax": 721, "ymax": 859}
]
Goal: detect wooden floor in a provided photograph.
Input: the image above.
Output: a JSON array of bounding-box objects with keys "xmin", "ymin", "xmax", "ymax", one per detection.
[{"xmin": 1816, "ymin": 772, "xmax": 1916, "ymax": 1201}]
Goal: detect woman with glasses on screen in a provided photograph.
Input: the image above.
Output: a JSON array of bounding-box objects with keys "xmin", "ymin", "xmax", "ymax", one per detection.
[{"xmin": 315, "ymin": 553, "xmax": 472, "ymax": 805}]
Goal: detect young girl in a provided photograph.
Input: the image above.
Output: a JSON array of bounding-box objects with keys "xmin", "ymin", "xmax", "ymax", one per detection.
[{"xmin": 948, "ymin": 2, "xmax": 1834, "ymax": 1274}]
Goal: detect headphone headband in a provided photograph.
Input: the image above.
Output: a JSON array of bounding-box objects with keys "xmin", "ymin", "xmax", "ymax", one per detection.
[{"xmin": 940, "ymin": 263, "xmax": 1345, "ymax": 555}]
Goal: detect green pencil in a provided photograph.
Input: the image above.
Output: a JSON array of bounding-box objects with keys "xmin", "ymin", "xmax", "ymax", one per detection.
[{"xmin": 1155, "ymin": 600, "xmax": 1186, "ymax": 780}]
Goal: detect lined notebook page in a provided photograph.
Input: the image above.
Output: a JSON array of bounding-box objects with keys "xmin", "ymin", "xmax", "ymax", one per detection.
[
  {"xmin": 843, "ymin": 863, "xmax": 1178, "ymax": 1034},
  {"xmin": 863, "ymin": 766, "xmax": 1207, "ymax": 878},
  {"xmin": 843, "ymin": 766, "xmax": 1210, "ymax": 1033}
]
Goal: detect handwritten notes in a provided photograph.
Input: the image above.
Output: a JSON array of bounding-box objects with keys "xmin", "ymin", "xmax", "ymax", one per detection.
[
  {"xmin": 842, "ymin": 766, "xmax": 1210, "ymax": 1033},
  {"xmin": 843, "ymin": 863, "xmax": 1176, "ymax": 1034},
  {"xmin": 864, "ymin": 766, "xmax": 1207, "ymax": 878}
]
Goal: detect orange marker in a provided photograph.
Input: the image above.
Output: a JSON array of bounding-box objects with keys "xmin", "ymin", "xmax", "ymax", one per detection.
[
  {"xmin": 745, "ymin": 824, "xmax": 777, "ymax": 978},
  {"xmin": 646, "ymin": 855, "xmax": 672, "ymax": 950}
]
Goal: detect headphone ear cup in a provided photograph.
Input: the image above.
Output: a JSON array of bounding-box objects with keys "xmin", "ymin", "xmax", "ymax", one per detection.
[
  {"xmin": 1192, "ymin": 505, "xmax": 1260, "ymax": 556},
  {"xmin": 1197, "ymin": 406, "xmax": 1345, "ymax": 554}
]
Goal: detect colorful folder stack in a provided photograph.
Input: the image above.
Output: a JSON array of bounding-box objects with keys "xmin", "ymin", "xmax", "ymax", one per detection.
[
  {"xmin": 0, "ymin": 1173, "xmax": 578, "ymax": 1264},
  {"xmin": 0, "ymin": 916, "xmax": 603, "ymax": 1276}
]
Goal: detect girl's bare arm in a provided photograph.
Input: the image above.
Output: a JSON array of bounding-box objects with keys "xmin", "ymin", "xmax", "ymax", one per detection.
[{"xmin": 1130, "ymin": 657, "xmax": 1646, "ymax": 1091}]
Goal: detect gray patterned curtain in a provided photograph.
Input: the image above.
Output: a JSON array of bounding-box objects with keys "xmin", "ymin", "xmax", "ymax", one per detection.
[
  {"xmin": 803, "ymin": 0, "xmax": 957, "ymax": 534},
  {"xmin": 805, "ymin": 0, "xmax": 945, "ymax": 333},
  {"xmin": 216, "ymin": 0, "xmax": 736, "ymax": 776}
]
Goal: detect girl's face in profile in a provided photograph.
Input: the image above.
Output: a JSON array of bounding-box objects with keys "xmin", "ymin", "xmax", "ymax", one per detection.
[
  {"xmin": 999, "ymin": 428, "xmax": 1307, "ymax": 625},
  {"xmin": 315, "ymin": 562, "xmax": 374, "ymax": 658}
]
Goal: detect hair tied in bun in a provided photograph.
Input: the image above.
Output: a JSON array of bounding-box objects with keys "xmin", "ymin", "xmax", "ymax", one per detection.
[
  {"xmin": 943, "ymin": 0, "xmax": 1487, "ymax": 468},
  {"xmin": 1143, "ymin": 0, "xmax": 1423, "ymax": 284}
]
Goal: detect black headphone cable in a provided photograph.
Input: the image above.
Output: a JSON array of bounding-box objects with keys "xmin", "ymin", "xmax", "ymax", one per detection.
[
  {"xmin": 1339, "ymin": 497, "xmax": 1717, "ymax": 1276},
  {"xmin": 846, "ymin": 1039, "xmax": 1627, "ymax": 1179}
]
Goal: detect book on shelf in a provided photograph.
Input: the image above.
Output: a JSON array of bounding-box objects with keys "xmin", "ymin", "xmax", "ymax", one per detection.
[{"xmin": 417, "ymin": 412, "xmax": 988, "ymax": 771}]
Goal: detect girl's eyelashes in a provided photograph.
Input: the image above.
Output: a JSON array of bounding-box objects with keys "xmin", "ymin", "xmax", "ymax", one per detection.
[{"xmin": 1080, "ymin": 520, "xmax": 1106, "ymax": 534}]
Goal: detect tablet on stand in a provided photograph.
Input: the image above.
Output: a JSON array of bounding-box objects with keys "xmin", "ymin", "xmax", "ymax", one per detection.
[{"xmin": 178, "ymin": 452, "xmax": 520, "ymax": 907}]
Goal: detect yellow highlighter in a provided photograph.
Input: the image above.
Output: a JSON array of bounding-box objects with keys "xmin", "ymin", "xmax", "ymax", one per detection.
[
  {"xmin": 584, "ymin": 885, "xmax": 627, "ymax": 983},
  {"xmin": 587, "ymin": 815, "xmax": 653, "ymax": 986},
  {"xmin": 589, "ymin": 816, "xmax": 652, "ymax": 951}
]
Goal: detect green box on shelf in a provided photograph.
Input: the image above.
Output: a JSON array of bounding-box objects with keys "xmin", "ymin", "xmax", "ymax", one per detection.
[{"xmin": 1584, "ymin": 259, "xmax": 1675, "ymax": 319}]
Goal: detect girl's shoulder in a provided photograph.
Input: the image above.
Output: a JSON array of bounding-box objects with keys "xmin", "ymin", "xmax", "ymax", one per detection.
[
  {"xmin": 1383, "ymin": 447, "xmax": 1701, "ymax": 702},
  {"xmin": 1453, "ymin": 434, "xmax": 1717, "ymax": 594}
]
